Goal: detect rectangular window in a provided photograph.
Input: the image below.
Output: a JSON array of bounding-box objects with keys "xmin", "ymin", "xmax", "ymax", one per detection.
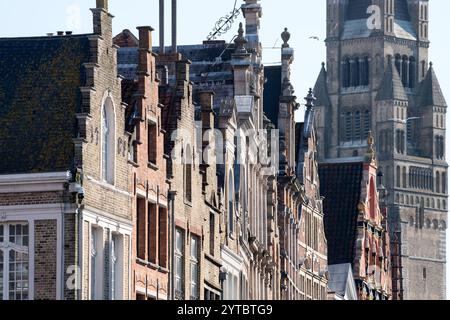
[
  {"xmin": 175, "ymin": 229, "xmax": 185, "ymax": 300},
  {"xmin": 148, "ymin": 121, "xmax": 157, "ymax": 165},
  {"xmin": 0, "ymin": 223, "xmax": 29, "ymax": 301},
  {"xmin": 423, "ymin": 268, "xmax": 427, "ymax": 280},
  {"xmin": 110, "ymin": 234, "xmax": 123, "ymax": 300},
  {"xmin": 90, "ymin": 226, "xmax": 104, "ymax": 300},
  {"xmin": 137, "ymin": 198, "xmax": 146, "ymax": 260},
  {"xmin": 159, "ymin": 207, "xmax": 168, "ymax": 268},
  {"xmin": 209, "ymin": 213, "xmax": 215, "ymax": 256},
  {"xmin": 185, "ymin": 164, "xmax": 193, "ymax": 203},
  {"xmin": 190, "ymin": 236, "xmax": 200, "ymax": 300},
  {"xmin": 148, "ymin": 203, "xmax": 157, "ymax": 264}
]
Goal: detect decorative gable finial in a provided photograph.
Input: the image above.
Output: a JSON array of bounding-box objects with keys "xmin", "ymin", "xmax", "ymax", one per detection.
[
  {"xmin": 234, "ymin": 22, "xmax": 248, "ymax": 54},
  {"xmin": 304, "ymin": 88, "xmax": 316, "ymax": 108},
  {"xmin": 365, "ymin": 131, "xmax": 376, "ymax": 163},
  {"xmin": 281, "ymin": 28, "xmax": 291, "ymax": 48}
]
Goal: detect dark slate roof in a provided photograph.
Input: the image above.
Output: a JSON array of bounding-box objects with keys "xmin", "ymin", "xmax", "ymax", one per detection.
[
  {"xmin": 117, "ymin": 47, "xmax": 138, "ymax": 80},
  {"xmin": 375, "ymin": 59, "xmax": 408, "ymax": 101},
  {"xmin": 263, "ymin": 65, "xmax": 282, "ymax": 127},
  {"xmin": 417, "ymin": 64, "xmax": 447, "ymax": 107},
  {"xmin": 343, "ymin": 0, "xmax": 415, "ymax": 40},
  {"xmin": 0, "ymin": 35, "xmax": 91, "ymax": 174},
  {"xmin": 313, "ymin": 64, "xmax": 331, "ymax": 107},
  {"xmin": 394, "ymin": 0, "xmax": 411, "ymax": 21},
  {"xmin": 155, "ymin": 42, "xmax": 236, "ymax": 111},
  {"xmin": 346, "ymin": 0, "xmax": 373, "ymax": 21},
  {"xmin": 346, "ymin": 0, "xmax": 410, "ymax": 21},
  {"xmin": 319, "ymin": 162, "xmax": 364, "ymax": 265}
]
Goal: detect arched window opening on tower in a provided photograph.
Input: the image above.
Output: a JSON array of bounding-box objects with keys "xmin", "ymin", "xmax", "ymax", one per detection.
[
  {"xmin": 435, "ymin": 136, "xmax": 445, "ymax": 160},
  {"xmin": 341, "ymin": 109, "xmax": 371, "ymax": 143},
  {"xmin": 342, "ymin": 56, "xmax": 370, "ymax": 88}
]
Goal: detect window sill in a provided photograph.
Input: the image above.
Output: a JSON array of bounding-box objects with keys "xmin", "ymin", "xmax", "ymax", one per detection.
[
  {"xmin": 148, "ymin": 162, "xmax": 159, "ymax": 171},
  {"xmin": 136, "ymin": 258, "xmax": 169, "ymax": 273},
  {"xmin": 128, "ymin": 160, "xmax": 139, "ymax": 168}
]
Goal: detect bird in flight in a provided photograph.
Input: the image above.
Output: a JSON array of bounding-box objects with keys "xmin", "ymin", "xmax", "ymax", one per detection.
[
  {"xmin": 388, "ymin": 117, "xmax": 421, "ymax": 124},
  {"xmin": 309, "ymin": 36, "xmax": 320, "ymax": 41}
]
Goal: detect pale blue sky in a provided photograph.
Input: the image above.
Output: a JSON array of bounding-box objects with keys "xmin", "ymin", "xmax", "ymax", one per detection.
[{"xmin": 1, "ymin": 0, "xmax": 449, "ymax": 298}]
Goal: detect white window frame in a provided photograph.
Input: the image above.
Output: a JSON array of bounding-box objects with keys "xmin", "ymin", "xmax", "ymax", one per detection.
[
  {"xmin": 101, "ymin": 94, "xmax": 116, "ymax": 185},
  {"xmin": 0, "ymin": 222, "xmax": 29, "ymax": 300},
  {"xmin": 175, "ymin": 228, "xmax": 185, "ymax": 300},
  {"xmin": 190, "ymin": 235, "xmax": 200, "ymax": 300},
  {"xmin": 90, "ymin": 226, "xmax": 104, "ymax": 300},
  {"xmin": 110, "ymin": 233, "xmax": 124, "ymax": 300}
]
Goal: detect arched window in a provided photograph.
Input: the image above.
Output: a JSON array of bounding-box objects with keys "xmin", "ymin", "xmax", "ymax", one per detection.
[
  {"xmin": 353, "ymin": 58, "xmax": 360, "ymax": 87},
  {"xmin": 102, "ymin": 97, "xmax": 115, "ymax": 184},
  {"xmin": 436, "ymin": 172, "xmax": 441, "ymax": 193},
  {"xmin": 363, "ymin": 57, "xmax": 370, "ymax": 86},
  {"xmin": 395, "ymin": 54, "xmax": 402, "ymax": 79},
  {"xmin": 442, "ymin": 172, "xmax": 446, "ymax": 194},
  {"xmin": 396, "ymin": 166, "xmax": 401, "ymax": 188},
  {"xmin": 409, "ymin": 217, "xmax": 414, "ymax": 227},
  {"xmin": 364, "ymin": 110, "xmax": 371, "ymax": 138},
  {"xmin": 402, "ymin": 56, "xmax": 409, "ymax": 87},
  {"xmin": 345, "ymin": 112, "xmax": 352, "ymax": 141},
  {"xmin": 409, "ymin": 57, "xmax": 416, "ymax": 88},
  {"xmin": 402, "ymin": 167, "xmax": 407, "ymax": 188},
  {"xmin": 228, "ymin": 171, "xmax": 235, "ymax": 235},
  {"xmin": 343, "ymin": 58, "xmax": 351, "ymax": 88},
  {"xmin": 354, "ymin": 111, "xmax": 361, "ymax": 140}
]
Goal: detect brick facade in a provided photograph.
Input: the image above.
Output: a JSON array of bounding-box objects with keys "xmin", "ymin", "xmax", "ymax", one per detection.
[{"xmin": 34, "ymin": 220, "xmax": 58, "ymax": 300}]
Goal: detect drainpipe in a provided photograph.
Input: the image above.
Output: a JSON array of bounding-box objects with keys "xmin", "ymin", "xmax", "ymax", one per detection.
[{"xmin": 168, "ymin": 190, "xmax": 177, "ymax": 300}]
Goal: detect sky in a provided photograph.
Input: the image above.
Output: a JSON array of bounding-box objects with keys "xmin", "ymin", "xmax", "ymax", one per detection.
[{"xmin": 1, "ymin": 0, "xmax": 449, "ymax": 298}]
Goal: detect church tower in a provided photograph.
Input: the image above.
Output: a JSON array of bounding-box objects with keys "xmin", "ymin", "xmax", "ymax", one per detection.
[{"xmin": 315, "ymin": 0, "xmax": 447, "ymax": 300}]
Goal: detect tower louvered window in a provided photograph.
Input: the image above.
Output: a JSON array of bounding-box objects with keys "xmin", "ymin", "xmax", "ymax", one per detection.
[{"xmin": 342, "ymin": 56, "xmax": 370, "ymax": 88}]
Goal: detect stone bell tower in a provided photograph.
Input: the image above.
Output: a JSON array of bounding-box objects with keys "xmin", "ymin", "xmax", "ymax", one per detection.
[{"xmin": 315, "ymin": 0, "xmax": 447, "ymax": 300}]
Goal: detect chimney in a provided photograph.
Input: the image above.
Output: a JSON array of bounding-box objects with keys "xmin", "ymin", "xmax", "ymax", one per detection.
[
  {"xmin": 46, "ymin": 33, "xmax": 54, "ymax": 37},
  {"xmin": 159, "ymin": 0, "xmax": 165, "ymax": 54},
  {"xmin": 199, "ymin": 90, "xmax": 215, "ymax": 189},
  {"xmin": 66, "ymin": 31, "xmax": 73, "ymax": 36},
  {"xmin": 96, "ymin": 0, "xmax": 108, "ymax": 10},
  {"xmin": 171, "ymin": 0, "xmax": 177, "ymax": 53},
  {"xmin": 242, "ymin": 0, "xmax": 262, "ymax": 53},
  {"xmin": 199, "ymin": 90, "xmax": 215, "ymax": 130},
  {"xmin": 137, "ymin": 26, "xmax": 154, "ymax": 88},
  {"xmin": 57, "ymin": 31, "xmax": 64, "ymax": 36},
  {"xmin": 91, "ymin": 0, "xmax": 112, "ymax": 37},
  {"xmin": 137, "ymin": 26, "xmax": 154, "ymax": 51}
]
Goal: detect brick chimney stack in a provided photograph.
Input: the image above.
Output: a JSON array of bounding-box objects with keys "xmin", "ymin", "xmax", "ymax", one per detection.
[
  {"xmin": 91, "ymin": 0, "xmax": 113, "ymax": 38},
  {"xmin": 199, "ymin": 91, "xmax": 215, "ymax": 130}
]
